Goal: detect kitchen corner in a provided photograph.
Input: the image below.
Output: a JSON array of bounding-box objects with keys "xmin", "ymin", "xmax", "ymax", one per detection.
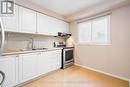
[
  {"xmin": 0, "ymin": 4, "xmax": 74, "ymax": 86},
  {"xmin": 0, "ymin": 31, "xmax": 74, "ymax": 87}
]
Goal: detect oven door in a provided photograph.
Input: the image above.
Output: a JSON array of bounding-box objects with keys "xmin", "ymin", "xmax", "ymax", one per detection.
[{"xmin": 63, "ymin": 48, "xmax": 74, "ymax": 64}]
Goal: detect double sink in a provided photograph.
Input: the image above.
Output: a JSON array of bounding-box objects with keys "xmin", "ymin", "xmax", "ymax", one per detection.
[
  {"xmin": 17, "ymin": 48, "xmax": 48, "ymax": 52},
  {"xmin": 31, "ymin": 48, "xmax": 48, "ymax": 50}
]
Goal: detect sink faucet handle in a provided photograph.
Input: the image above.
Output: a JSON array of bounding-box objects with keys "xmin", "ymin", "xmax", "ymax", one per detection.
[{"xmin": 27, "ymin": 38, "xmax": 35, "ymax": 50}]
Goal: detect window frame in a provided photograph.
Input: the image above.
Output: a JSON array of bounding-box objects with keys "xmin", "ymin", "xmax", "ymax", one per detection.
[{"xmin": 78, "ymin": 15, "xmax": 111, "ymax": 45}]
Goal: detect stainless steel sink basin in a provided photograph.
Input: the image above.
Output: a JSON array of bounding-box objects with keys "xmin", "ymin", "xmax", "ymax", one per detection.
[{"xmin": 32, "ymin": 48, "xmax": 48, "ymax": 50}]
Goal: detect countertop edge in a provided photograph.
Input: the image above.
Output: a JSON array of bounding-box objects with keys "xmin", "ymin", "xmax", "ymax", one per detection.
[{"xmin": 1, "ymin": 48, "xmax": 63, "ymax": 56}]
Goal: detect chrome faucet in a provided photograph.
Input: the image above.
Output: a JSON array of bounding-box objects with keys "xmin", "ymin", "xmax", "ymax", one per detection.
[{"xmin": 28, "ymin": 38, "xmax": 35, "ymax": 50}]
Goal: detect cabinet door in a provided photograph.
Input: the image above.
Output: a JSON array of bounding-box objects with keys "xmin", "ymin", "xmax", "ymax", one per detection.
[
  {"xmin": 50, "ymin": 50, "xmax": 62, "ymax": 70},
  {"xmin": 37, "ymin": 52, "xmax": 45, "ymax": 75},
  {"xmin": 37, "ymin": 13, "xmax": 69, "ymax": 36},
  {"xmin": 1, "ymin": 5, "xmax": 19, "ymax": 32},
  {"xmin": 37, "ymin": 52, "xmax": 52, "ymax": 75},
  {"xmin": 19, "ymin": 53, "xmax": 37, "ymax": 83},
  {"xmin": 37, "ymin": 13, "xmax": 55, "ymax": 35},
  {"xmin": 0, "ymin": 55, "xmax": 18, "ymax": 87},
  {"xmin": 38, "ymin": 50, "xmax": 61, "ymax": 75},
  {"xmin": 56, "ymin": 50, "xmax": 62, "ymax": 68},
  {"xmin": 61, "ymin": 21, "xmax": 69, "ymax": 33},
  {"xmin": 54, "ymin": 19, "xmax": 69, "ymax": 33},
  {"xmin": 19, "ymin": 7, "xmax": 36, "ymax": 34}
]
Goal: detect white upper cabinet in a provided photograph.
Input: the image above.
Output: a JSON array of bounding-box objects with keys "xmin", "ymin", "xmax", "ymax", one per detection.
[
  {"xmin": 37, "ymin": 13, "xmax": 69, "ymax": 36},
  {"xmin": 19, "ymin": 7, "xmax": 37, "ymax": 34},
  {"xmin": 1, "ymin": 5, "xmax": 19, "ymax": 32},
  {"xmin": 54, "ymin": 19, "xmax": 69, "ymax": 33},
  {"xmin": 1, "ymin": 5, "xmax": 69, "ymax": 35},
  {"xmin": 37, "ymin": 13, "xmax": 54, "ymax": 35}
]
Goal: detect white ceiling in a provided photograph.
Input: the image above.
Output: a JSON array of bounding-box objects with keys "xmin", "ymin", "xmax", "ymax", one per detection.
[{"xmin": 27, "ymin": 0, "xmax": 105, "ymax": 16}]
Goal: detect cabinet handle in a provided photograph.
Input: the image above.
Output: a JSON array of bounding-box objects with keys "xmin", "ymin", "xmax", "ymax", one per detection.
[
  {"xmin": 37, "ymin": 52, "xmax": 41, "ymax": 55},
  {"xmin": 0, "ymin": 71, "xmax": 5, "ymax": 85},
  {"xmin": 16, "ymin": 55, "xmax": 19, "ymax": 57}
]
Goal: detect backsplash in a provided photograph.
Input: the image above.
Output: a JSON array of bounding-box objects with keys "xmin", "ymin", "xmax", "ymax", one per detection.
[{"xmin": 4, "ymin": 32, "xmax": 65, "ymax": 52}]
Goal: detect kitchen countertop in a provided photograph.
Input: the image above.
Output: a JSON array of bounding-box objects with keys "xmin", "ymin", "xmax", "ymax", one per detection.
[{"xmin": 2, "ymin": 48, "xmax": 63, "ymax": 56}]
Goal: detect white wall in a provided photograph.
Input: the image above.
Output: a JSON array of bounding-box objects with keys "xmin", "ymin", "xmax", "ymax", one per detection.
[{"xmin": 69, "ymin": 5, "xmax": 130, "ymax": 81}]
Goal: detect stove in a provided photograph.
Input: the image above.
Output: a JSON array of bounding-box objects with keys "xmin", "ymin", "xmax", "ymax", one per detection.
[{"xmin": 54, "ymin": 42, "xmax": 74, "ymax": 69}]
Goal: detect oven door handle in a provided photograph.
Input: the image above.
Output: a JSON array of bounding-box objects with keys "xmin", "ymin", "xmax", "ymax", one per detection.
[
  {"xmin": 0, "ymin": 18, "xmax": 5, "ymax": 55},
  {"xmin": 0, "ymin": 70, "xmax": 5, "ymax": 86}
]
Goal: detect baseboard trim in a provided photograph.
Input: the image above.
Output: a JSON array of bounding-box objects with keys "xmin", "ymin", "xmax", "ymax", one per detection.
[
  {"xmin": 129, "ymin": 81, "xmax": 130, "ymax": 87},
  {"xmin": 75, "ymin": 63, "xmax": 130, "ymax": 82},
  {"xmin": 15, "ymin": 69, "xmax": 60, "ymax": 87}
]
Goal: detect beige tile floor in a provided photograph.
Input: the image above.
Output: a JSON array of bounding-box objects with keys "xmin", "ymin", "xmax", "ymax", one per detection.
[{"xmin": 22, "ymin": 65, "xmax": 129, "ymax": 87}]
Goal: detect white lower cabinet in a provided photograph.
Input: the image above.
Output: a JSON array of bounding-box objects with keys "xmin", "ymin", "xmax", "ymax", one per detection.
[
  {"xmin": 18, "ymin": 50, "xmax": 62, "ymax": 84},
  {"xmin": 0, "ymin": 55, "xmax": 18, "ymax": 87},
  {"xmin": 37, "ymin": 50, "xmax": 62, "ymax": 76},
  {"xmin": 18, "ymin": 53, "xmax": 38, "ymax": 83},
  {"xmin": 50, "ymin": 50, "xmax": 62, "ymax": 71},
  {"xmin": 0, "ymin": 49, "xmax": 62, "ymax": 86},
  {"xmin": 37, "ymin": 52, "xmax": 51, "ymax": 75}
]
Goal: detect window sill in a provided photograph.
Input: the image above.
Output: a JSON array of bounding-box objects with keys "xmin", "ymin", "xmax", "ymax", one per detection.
[{"xmin": 77, "ymin": 43, "xmax": 112, "ymax": 46}]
